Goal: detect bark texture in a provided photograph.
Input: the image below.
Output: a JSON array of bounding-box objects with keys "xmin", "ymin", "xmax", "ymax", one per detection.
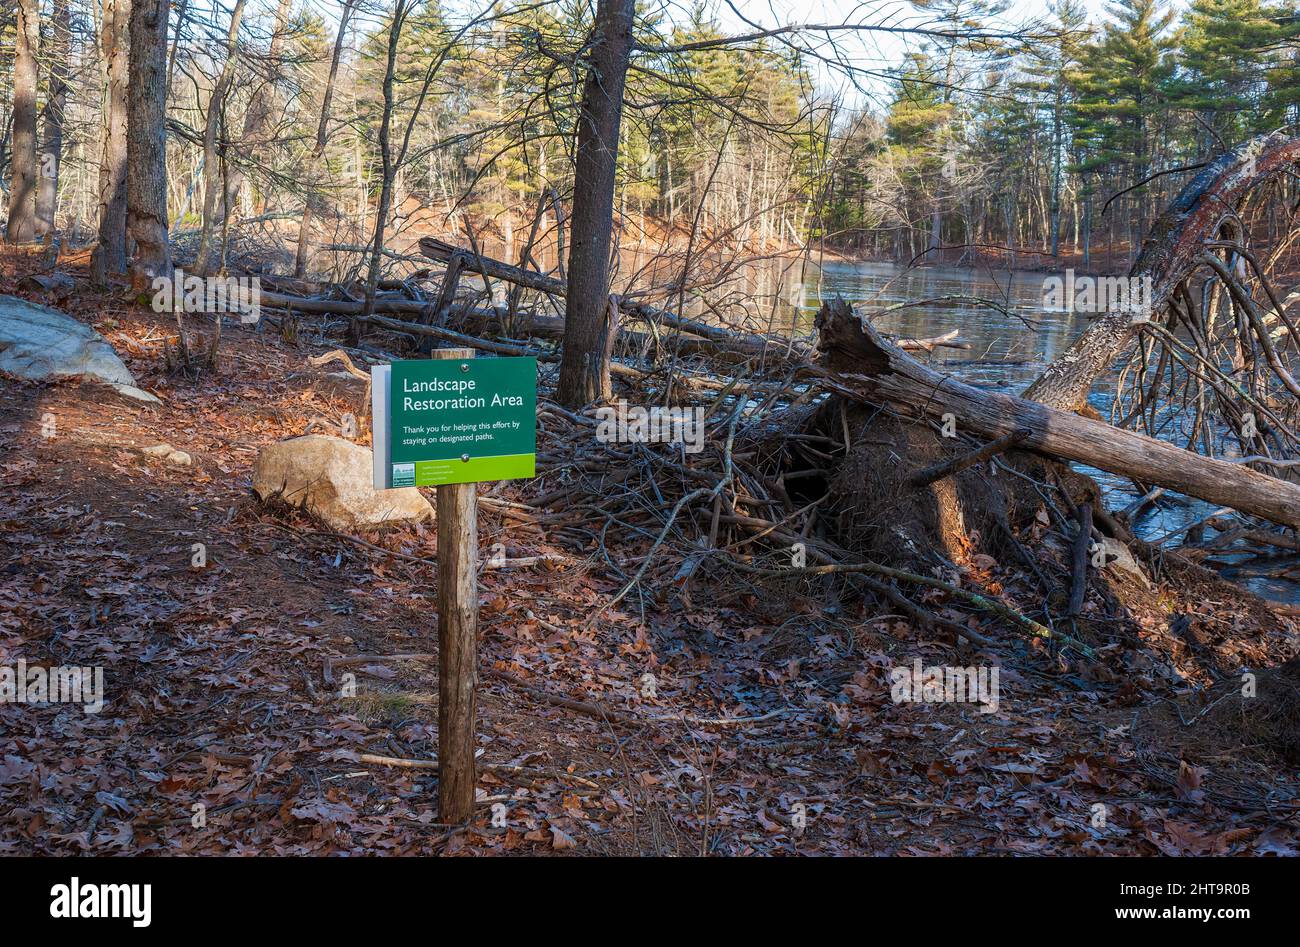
[
  {"xmin": 126, "ymin": 0, "xmax": 173, "ymax": 284},
  {"xmin": 91, "ymin": 0, "xmax": 132, "ymax": 283},
  {"xmin": 6, "ymin": 0, "xmax": 40, "ymax": 244},
  {"xmin": 555, "ymin": 0, "xmax": 635, "ymax": 407},
  {"xmin": 35, "ymin": 0, "xmax": 72, "ymax": 240}
]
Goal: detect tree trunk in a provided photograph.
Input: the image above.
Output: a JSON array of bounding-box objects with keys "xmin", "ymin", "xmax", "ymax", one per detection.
[
  {"xmin": 1049, "ymin": 93, "xmax": 1062, "ymax": 258},
  {"xmin": 6, "ymin": 0, "xmax": 39, "ymax": 244},
  {"xmin": 555, "ymin": 0, "xmax": 635, "ymax": 408},
  {"xmin": 357, "ymin": 0, "xmax": 409, "ymax": 335},
  {"xmin": 194, "ymin": 0, "xmax": 247, "ymax": 276},
  {"xmin": 295, "ymin": 0, "xmax": 355, "ymax": 279},
  {"xmin": 126, "ymin": 0, "xmax": 172, "ymax": 285},
  {"xmin": 91, "ymin": 0, "xmax": 131, "ymax": 284},
  {"xmin": 35, "ymin": 0, "xmax": 71, "ymax": 241}
]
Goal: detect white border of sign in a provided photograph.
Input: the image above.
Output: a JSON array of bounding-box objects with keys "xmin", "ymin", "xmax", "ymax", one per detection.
[{"xmin": 371, "ymin": 364, "xmax": 391, "ymax": 489}]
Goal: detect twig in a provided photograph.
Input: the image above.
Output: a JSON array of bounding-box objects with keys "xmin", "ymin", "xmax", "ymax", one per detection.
[
  {"xmin": 1068, "ymin": 502, "xmax": 1092, "ymax": 617},
  {"xmin": 737, "ymin": 560, "xmax": 1094, "ymax": 657},
  {"xmin": 908, "ymin": 428, "xmax": 1030, "ymax": 487}
]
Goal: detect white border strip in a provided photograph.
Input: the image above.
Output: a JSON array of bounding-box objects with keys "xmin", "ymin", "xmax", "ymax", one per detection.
[{"xmin": 371, "ymin": 363, "xmax": 391, "ymax": 489}]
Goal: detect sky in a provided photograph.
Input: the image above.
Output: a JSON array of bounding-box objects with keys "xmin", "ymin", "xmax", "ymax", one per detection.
[
  {"xmin": 703, "ymin": 0, "xmax": 1120, "ymax": 105},
  {"xmin": 213, "ymin": 0, "xmax": 1131, "ymax": 108}
]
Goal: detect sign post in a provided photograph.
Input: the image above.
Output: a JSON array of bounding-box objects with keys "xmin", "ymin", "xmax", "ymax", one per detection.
[{"xmin": 371, "ymin": 350, "xmax": 536, "ymax": 824}]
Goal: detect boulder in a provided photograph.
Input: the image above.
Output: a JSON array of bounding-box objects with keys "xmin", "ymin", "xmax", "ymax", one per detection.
[
  {"xmin": 253, "ymin": 435, "xmax": 432, "ymax": 531},
  {"xmin": 0, "ymin": 294, "xmax": 159, "ymax": 403}
]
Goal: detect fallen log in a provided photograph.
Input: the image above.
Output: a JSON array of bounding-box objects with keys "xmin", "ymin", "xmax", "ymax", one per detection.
[
  {"xmin": 259, "ymin": 289, "xmax": 431, "ymax": 316},
  {"xmin": 263, "ymin": 269, "xmax": 965, "ymax": 363},
  {"xmin": 418, "ymin": 236, "xmax": 965, "ymax": 357},
  {"xmin": 419, "ymin": 236, "xmax": 767, "ymax": 347},
  {"xmin": 354, "ymin": 311, "xmax": 727, "ymax": 390},
  {"xmin": 1068, "ymin": 502, "xmax": 1093, "ymax": 617},
  {"xmin": 813, "ymin": 298, "xmax": 1300, "ymax": 528}
]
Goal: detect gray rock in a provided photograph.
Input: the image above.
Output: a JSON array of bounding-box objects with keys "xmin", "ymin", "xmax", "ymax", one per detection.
[{"xmin": 0, "ymin": 294, "xmax": 158, "ymax": 403}]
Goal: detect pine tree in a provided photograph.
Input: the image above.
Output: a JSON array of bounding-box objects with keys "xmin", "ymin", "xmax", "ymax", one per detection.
[{"xmin": 1176, "ymin": 0, "xmax": 1300, "ymax": 148}]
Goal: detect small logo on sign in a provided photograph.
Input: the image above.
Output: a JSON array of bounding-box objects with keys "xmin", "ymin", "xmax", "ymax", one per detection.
[{"xmin": 392, "ymin": 462, "xmax": 415, "ymax": 487}]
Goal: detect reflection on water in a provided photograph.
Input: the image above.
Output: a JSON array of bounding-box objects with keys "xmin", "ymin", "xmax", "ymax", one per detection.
[
  {"xmin": 801, "ymin": 260, "xmax": 1077, "ymax": 387},
  {"xmin": 756, "ymin": 258, "xmax": 1299, "ymax": 602}
]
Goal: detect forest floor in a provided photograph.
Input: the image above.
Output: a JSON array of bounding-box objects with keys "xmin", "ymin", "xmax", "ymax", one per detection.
[{"xmin": 2, "ymin": 247, "xmax": 1299, "ymax": 856}]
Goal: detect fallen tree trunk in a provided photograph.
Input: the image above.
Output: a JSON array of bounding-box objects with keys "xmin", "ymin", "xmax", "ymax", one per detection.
[
  {"xmin": 354, "ymin": 312, "xmax": 722, "ymax": 387},
  {"xmin": 260, "ymin": 289, "xmax": 432, "ymax": 316},
  {"xmin": 814, "ymin": 299, "xmax": 1300, "ymax": 528},
  {"xmin": 1023, "ymin": 133, "xmax": 1300, "ymax": 411},
  {"xmin": 419, "ymin": 236, "xmax": 764, "ymax": 347},
  {"xmin": 418, "ymin": 237, "xmax": 965, "ymax": 356},
  {"xmin": 263, "ymin": 255, "xmax": 965, "ymax": 364}
]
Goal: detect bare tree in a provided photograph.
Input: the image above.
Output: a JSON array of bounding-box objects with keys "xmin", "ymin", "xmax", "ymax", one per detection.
[
  {"xmin": 555, "ymin": 0, "xmax": 635, "ymax": 407},
  {"xmin": 6, "ymin": 0, "xmax": 40, "ymax": 244},
  {"xmin": 295, "ymin": 0, "xmax": 358, "ymax": 279},
  {"xmin": 223, "ymin": 0, "xmax": 293, "ymax": 221},
  {"xmin": 194, "ymin": 0, "xmax": 248, "ymax": 275},
  {"xmin": 355, "ymin": 0, "xmax": 413, "ymax": 336},
  {"xmin": 126, "ymin": 0, "xmax": 173, "ymax": 283}
]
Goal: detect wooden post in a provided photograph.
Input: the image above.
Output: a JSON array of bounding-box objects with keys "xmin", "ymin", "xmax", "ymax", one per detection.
[{"xmin": 431, "ymin": 346, "xmax": 478, "ymax": 824}]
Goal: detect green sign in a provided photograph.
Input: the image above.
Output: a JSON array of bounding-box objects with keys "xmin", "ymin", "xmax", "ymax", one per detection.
[{"xmin": 371, "ymin": 357, "xmax": 536, "ymax": 488}]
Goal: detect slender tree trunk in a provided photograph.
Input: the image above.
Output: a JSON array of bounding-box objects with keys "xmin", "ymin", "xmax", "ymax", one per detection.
[
  {"xmin": 91, "ymin": 0, "xmax": 131, "ymax": 283},
  {"xmin": 295, "ymin": 0, "xmax": 356, "ymax": 279},
  {"xmin": 6, "ymin": 0, "xmax": 39, "ymax": 244},
  {"xmin": 556, "ymin": 0, "xmax": 635, "ymax": 407},
  {"xmin": 1049, "ymin": 90, "xmax": 1063, "ymax": 258},
  {"xmin": 223, "ymin": 0, "xmax": 291, "ymax": 220},
  {"xmin": 1081, "ymin": 179, "xmax": 1091, "ymax": 268},
  {"xmin": 195, "ymin": 0, "xmax": 247, "ymax": 275},
  {"xmin": 357, "ymin": 0, "xmax": 409, "ymax": 336},
  {"xmin": 126, "ymin": 0, "xmax": 172, "ymax": 285},
  {"xmin": 35, "ymin": 0, "xmax": 72, "ymax": 241}
]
